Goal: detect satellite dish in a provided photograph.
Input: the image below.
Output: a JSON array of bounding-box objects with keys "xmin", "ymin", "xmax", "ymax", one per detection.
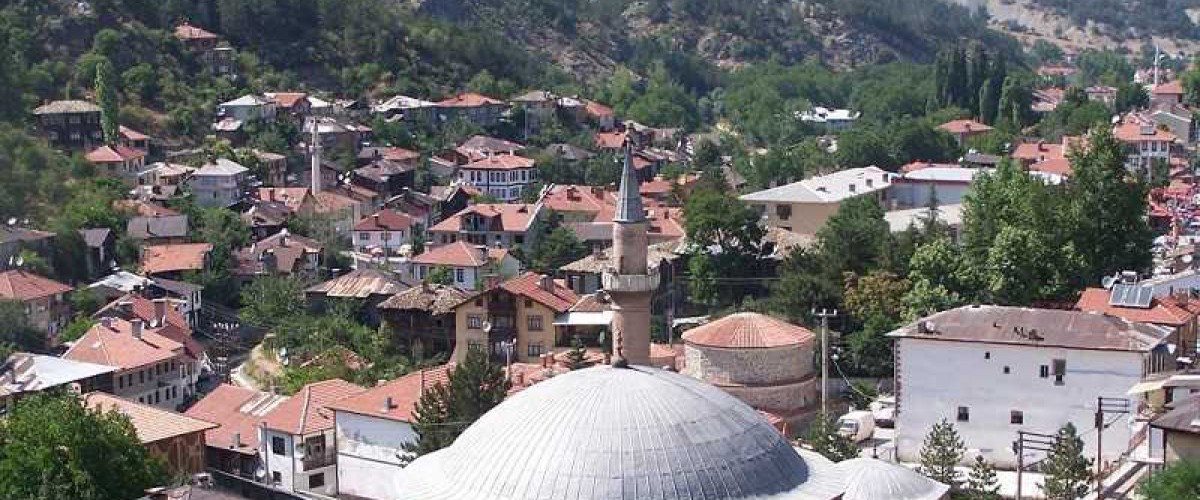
[
  {"xmin": 482, "ymin": 321, "xmax": 493, "ymax": 334},
  {"xmin": 14, "ymin": 256, "xmax": 23, "ymax": 268},
  {"xmin": 1102, "ymin": 276, "xmax": 1118, "ymax": 290}
]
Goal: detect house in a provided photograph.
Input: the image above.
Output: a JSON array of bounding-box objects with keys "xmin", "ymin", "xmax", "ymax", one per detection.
[
  {"xmin": 798, "ymin": 106, "xmax": 860, "ymax": 132},
  {"xmin": 353, "ymin": 210, "xmax": 416, "ymax": 256},
  {"xmin": 1151, "ymin": 104, "xmax": 1196, "ymax": 145},
  {"xmin": 87, "ymin": 272, "xmax": 202, "ymax": 328},
  {"xmin": 305, "ymin": 268, "xmax": 409, "ymax": 326},
  {"xmin": 357, "ymin": 146, "xmax": 421, "ymax": 168},
  {"xmin": 1075, "ymin": 286, "xmax": 1199, "ymax": 359},
  {"xmin": 409, "ymin": 241, "xmax": 520, "ymax": 289},
  {"xmin": 85, "ymin": 144, "xmax": 147, "ymax": 177},
  {"xmin": 83, "ymin": 392, "xmax": 217, "ymax": 475},
  {"xmin": 242, "ymin": 199, "xmax": 292, "ymax": 239},
  {"xmin": 433, "ymin": 92, "xmax": 507, "ymax": 127},
  {"xmin": 428, "ymin": 203, "xmax": 543, "ymax": 248},
  {"xmin": 63, "ymin": 317, "xmax": 197, "ymax": 410},
  {"xmin": 92, "ymin": 293, "xmax": 207, "ymax": 394},
  {"xmin": 217, "ymin": 95, "xmax": 276, "ymax": 124},
  {"xmin": 450, "ymin": 272, "xmax": 579, "ymax": 364},
  {"xmin": 0, "ymin": 269, "xmax": 72, "ymax": 343},
  {"xmin": 119, "ymin": 125, "xmax": 152, "ymax": 153},
  {"xmin": 264, "ymin": 92, "xmax": 312, "ymax": 121},
  {"xmin": 537, "ymin": 184, "xmax": 617, "ymax": 223},
  {"xmin": 254, "ymin": 150, "xmax": 288, "ymax": 187},
  {"xmin": 510, "ymin": 90, "xmax": 558, "ymax": 117},
  {"xmin": 1085, "ymin": 85, "xmax": 1117, "ymax": 106},
  {"xmin": 0, "ymin": 227, "xmax": 54, "ymax": 272},
  {"xmin": 456, "ymin": 154, "xmax": 539, "ymax": 202},
  {"xmin": 306, "ymin": 116, "xmax": 369, "ymax": 153},
  {"xmin": 122, "ymin": 201, "xmax": 189, "ymax": 245},
  {"xmin": 32, "ymin": 100, "xmax": 102, "ymax": 149},
  {"xmin": 740, "ymin": 166, "xmax": 894, "ymax": 235},
  {"xmin": 351, "ymin": 159, "xmax": 415, "ymax": 200},
  {"xmin": 141, "ymin": 243, "xmax": 212, "ymax": 277},
  {"xmin": 891, "ymin": 163, "xmax": 984, "ymax": 209},
  {"xmin": 565, "ymin": 205, "xmax": 686, "ymax": 252},
  {"xmin": 234, "ymin": 230, "xmax": 323, "ymax": 280},
  {"xmin": 890, "ymin": 305, "xmax": 1175, "ymax": 469},
  {"xmin": 174, "ymin": 22, "xmax": 234, "ymax": 75},
  {"xmin": 937, "ymin": 119, "xmax": 993, "ymax": 146},
  {"xmin": 544, "ymin": 143, "xmax": 594, "ymax": 163},
  {"xmin": 184, "ymin": 384, "xmax": 288, "ymax": 478},
  {"xmin": 378, "ymin": 284, "xmax": 475, "ymax": 357},
  {"xmin": 328, "ymin": 365, "xmax": 452, "ymax": 500},
  {"xmin": 593, "ymin": 130, "xmax": 626, "ymax": 152},
  {"xmin": 1152, "ymin": 80, "xmax": 1185, "ymax": 107},
  {"xmin": 190, "ymin": 158, "xmax": 249, "ymax": 208},
  {"xmin": 559, "ymin": 240, "xmax": 683, "ymax": 295},
  {"xmin": 314, "ymin": 187, "xmax": 373, "ymax": 235},
  {"xmin": 371, "ymin": 95, "xmax": 436, "ymax": 124},
  {"xmin": 259, "ymin": 379, "xmax": 365, "ymax": 496},
  {"xmin": 1113, "ymin": 114, "xmax": 1176, "ymax": 174},
  {"xmin": 584, "ymin": 100, "xmax": 616, "ymax": 130},
  {"xmin": 455, "ymin": 135, "xmax": 526, "ymax": 162},
  {"xmin": 1150, "ymin": 394, "xmax": 1200, "ymax": 464},
  {"xmin": 256, "ymin": 187, "xmax": 317, "ymax": 217},
  {"xmin": 78, "ymin": 227, "xmax": 113, "ymax": 277},
  {"xmin": 0, "ymin": 353, "xmax": 116, "ymax": 414}
]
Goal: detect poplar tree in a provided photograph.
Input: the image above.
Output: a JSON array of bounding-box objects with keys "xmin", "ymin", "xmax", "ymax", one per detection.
[{"xmin": 95, "ymin": 57, "xmax": 119, "ymax": 144}]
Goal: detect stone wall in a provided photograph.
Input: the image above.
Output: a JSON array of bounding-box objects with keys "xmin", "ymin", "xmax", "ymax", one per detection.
[{"xmin": 683, "ymin": 344, "xmax": 813, "ymax": 385}]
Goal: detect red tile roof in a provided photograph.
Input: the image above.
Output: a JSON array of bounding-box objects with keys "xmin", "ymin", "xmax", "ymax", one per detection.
[
  {"xmin": 411, "ymin": 241, "xmax": 491, "ymax": 267},
  {"xmin": 539, "ymin": 185, "xmax": 611, "ymax": 215},
  {"xmin": 1075, "ymin": 287, "xmax": 1194, "ymax": 326},
  {"xmin": 353, "ymin": 210, "xmax": 416, "ymax": 232},
  {"xmin": 119, "ymin": 125, "xmax": 150, "ymax": 141},
  {"xmin": 461, "ymin": 154, "xmax": 536, "ymax": 171},
  {"xmin": 593, "ymin": 131, "xmax": 626, "ymax": 150},
  {"xmin": 682, "ymin": 312, "xmax": 815, "ymax": 349},
  {"xmin": 585, "ymin": 100, "xmax": 614, "ymax": 118},
  {"xmin": 93, "ymin": 294, "xmax": 203, "ymax": 361},
  {"xmin": 937, "ymin": 119, "xmax": 993, "ymax": 135},
  {"xmin": 84, "ymin": 392, "xmax": 216, "ymax": 444},
  {"xmin": 436, "ymin": 92, "xmax": 505, "ymax": 108},
  {"xmin": 0, "ymin": 270, "xmax": 72, "ymax": 301},
  {"xmin": 429, "ymin": 204, "xmax": 539, "ymax": 233},
  {"xmin": 141, "ymin": 243, "xmax": 212, "ymax": 275},
  {"xmin": 185, "ymin": 384, "xmax": 285, "ymax": 454},
  {"xmin": 175, "ymin": 22, "xmax": 218, "ymax": 41},
  {"xmin": 267, "ymin": 92, "xmax": 308, "ymax": 108},
  {"xmin": 328, "ymin": 366, "xmax": 452, "ymax": 423},
  {"xmin": 899, "ymin": 161, "xmax": 960, "ymax": 173},
  {"xmin": 1011, "ymin": 142, "xmax": 1065, "ymax": 163},
  {"xmin": 261, "ymin": 379, "xmax": 365, "ymax": 435},
  {"xmin": 63, "ymin": 317, "xmax": 184, "ymax": 369},
  {"xmin": 1031, "ymin": 158, "xmax": 1073, "ymax": 177},
  {"xmin": 495, "ymin": 272, "xmax": 579, "ymax": 313},
  {"xmin": 86, "ymin": 144, "xmax": 145, "ymax": 163},
  {"xmin": 1114, "ymin": 120, "xmax": 1177, "ymax": 143},
  {"xmin": 1154, "ymin": 80, "xmax": 1185, "ymax": 96}
]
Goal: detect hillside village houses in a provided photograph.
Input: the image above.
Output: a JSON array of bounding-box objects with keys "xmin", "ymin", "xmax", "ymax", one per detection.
[
  {"xmin": 407, "ymin": 240, "xmax": 520, "ymax": 289},
  {"xmin": 428, "ymin": 202, "xmax": 544, "ymax": 248},
  {"xmin": 740, "ymin": 166, "xmax": 894, "ymax": 235},
  {"xmin": 63, "ymin": 316, "xmax": 196, "ymax": 410},
  {"xmin": 0, "ymin": 269, "xmax": 73, "ymax": 343}
]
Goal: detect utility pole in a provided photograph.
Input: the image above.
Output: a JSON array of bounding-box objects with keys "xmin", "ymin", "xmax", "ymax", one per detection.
[
  {"xmin": 1094, "ymin": 397, "xmax": 1132, "ymax": 498},
  {"xmin": 813, "ymin": 309, "xmax": 838, "ymax": 416},
  {"xmin": 1013, "ymin": 430, "xmax": 1057, "ymax": 500}
]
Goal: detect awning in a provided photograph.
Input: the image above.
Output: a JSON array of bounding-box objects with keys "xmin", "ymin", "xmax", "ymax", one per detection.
[
  {"xmin": 1127, "ymin": 379, "xmax": 1168, "ymax": 395},
  {"xmin": 553, "ymin": 311, "xmax": 613, "ymax": 326},
  {"xmin": 1164, "ymin": 374, "xmax": 1200, "ymax": 388}
]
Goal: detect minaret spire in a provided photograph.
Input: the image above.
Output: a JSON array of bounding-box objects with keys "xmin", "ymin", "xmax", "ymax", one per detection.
[
  {"xmin": 604, "ymin": 137, "xmax": 656, "ymax": 368},
  {"xmin": 614, "ymin": 141, "xmax": 644, "ymax": 224}
]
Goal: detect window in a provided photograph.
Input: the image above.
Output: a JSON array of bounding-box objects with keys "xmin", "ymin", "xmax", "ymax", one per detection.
[
  {"xmin": 139, "ymin": 371, "xmax": 144, "ymax": 383},
  {"xmin": 775, "ymin": 204, "xmax": 792, "ymax": 220},
  {"xmin": 1010, "ymin": 411, "xmax": 1024, "ymax": 425},
  {"xmin": 468, "ymin": 315, "xmax": 483, "ymax": 329},
  {"xmin": 528, "ymin": 315, "xmax": 544, "ymax": 331},
  {"xmin": 358, "ymin": 232, "xmax": 370, "ymax": 241},
  {"xmin": 154, "ymin": 391, "xmax": 160, "ymax": 404},
  {"xmin": 527, "ymin": 343, "xmax": 544, "ymax": 357},
  {"xmin": 1039, "ymin": 365, "xmax": 1050, "ymax": 378},
  {"xmin": 272, "ymin": 436, "xmax": 287, "ymax": 455},
  {"xmin": 468, "ymin": 341, "xmax": 484, "ymax": 353},
  {"xmin": 1052, "ymin": 359, "xmax": 1066, "ymax": 385},
  {"xmin": 272, "ymin": 472, "xmax": 282, "ymax": 484},
  {"xmin": 525, "ymin": 299, "xmax": 533, "ymax": 308},
  {"xmin": 118, "ymin": 376, "xmax": 124, "ymax": 389},
  {"xmin": 308, "ymin": 473, "xmax": 326, "ymax": 489},
  {"xmin": 984, "ymin": 352, "xmax": 990, "ymax": 360},
  {"xmin": 382, "ymin": 232, "xmax": 391, "ymax": 241},
  {"xmin": 456, "ymin": 268, "xmax": 465, "ymax": 283},
  {"xmin": 1003, "ymin": 366, "xmax": 1010, "ymax": 374},
  {"xmin": 475, "ymin": 298, "xmax": 484, "ymax": 306},
  {"xmin": 956, "ymin": 406, "xmax": 970, "ymax": 422}
]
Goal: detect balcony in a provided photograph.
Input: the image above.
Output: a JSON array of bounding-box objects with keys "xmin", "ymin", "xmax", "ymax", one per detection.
[
  {"xmin": 301, "ymin": 449, "xmax": 336, "ymax": 471},
  {"xmin": 601, "ymin": 272, "xmax": 660, "ymax": 293}
]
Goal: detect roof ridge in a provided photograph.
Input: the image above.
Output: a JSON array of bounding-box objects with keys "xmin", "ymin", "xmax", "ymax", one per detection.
[{"xmin": 297, "ymin": 385, "xmax": 312, "ymax": 435}]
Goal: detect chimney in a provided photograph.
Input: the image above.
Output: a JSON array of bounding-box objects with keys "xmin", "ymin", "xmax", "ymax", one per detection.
[
  {"xmin": 131, "ymin": 319, "xmax": 143, "ymax": 339},
  {"xmin": 540, "ymin": 274, "xmax": 555, "ymax": 292},
  {"xmin": 99, "ymin": 317, "xmax": 113, "ymax": 329},
  {"xmin": 382, "ymin": 396, "xmax": 394, "ymax": 411},
  {"xmin": 152, "ymin": 299, "xmax": 167, "ymax": 327},
  {"xmin": 232, "ymin": 432, "xmax": 242, "ymax": 448}
]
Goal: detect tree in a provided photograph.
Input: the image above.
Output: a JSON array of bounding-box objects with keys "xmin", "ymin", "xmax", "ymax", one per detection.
[
  {"xmin": 817, "ymin": 196, "xmax": 889, "ymax": 276},
  {"xmin": 964, "ymin": 455, "xmax": 1001, "ymax": 499},
  {"xmin": 1114, "ymin": 83, "xmax": 1148, "ymax": 114},
  {"xmin": 0, "ymin": 300, "xmax": 45, "ymax": 353},
  {"xmin": 427, "ymin": 266, "xmax": 454, "ymax": 285},
  {"xmin": 0, "ymin": 393, "xmax": 168, "ymax": 499},
  {"xmin": 401, "ymin": 381, "xmax": 454, "ymax": 462},
  {"xmin": 95, "ymin": 57, "xmax": 119, "ymax": 144},
  {"xmin": 1041, "ymin": 423, "xmax": 1091, "ymax": 499},
  {"xmin": 1138, "ymin": 459, "xmax": 1200, "ymax": 500},
  {"xmin": 805, "ymin": 413, "xmax": 859, "ymax": 462},
  {"xmin": 447, "ymin": 348, "xmax": 510, "ymax": 425},
  {"xmin": 239, "ymin": 276, "xmax": 307, "ymax": 331},
  {"xmin": 918, "ymin": 419, "xmax": 965, "ymax": 486},
  {"xmin": 530, "ymin": 227, "xmax": 587, "ymax": 274},
  {"xmin": 564, "ymin": 335, "xmax": 589, "ymax": 370}
]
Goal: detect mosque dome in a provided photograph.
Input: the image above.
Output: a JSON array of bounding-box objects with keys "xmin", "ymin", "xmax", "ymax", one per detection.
[
  {"xmin": 395, "ymin": 365, "xmax": 844, "ymax": 500},
  {"xmin": 836, "ymin": 458, "xmax": 950, "ymax": 500}
]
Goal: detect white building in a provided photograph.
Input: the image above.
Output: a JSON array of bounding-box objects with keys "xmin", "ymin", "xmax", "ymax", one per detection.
[
  {"xmin": 890, "ymin": 305, "xmax": 1174, "ymax": 469},
  {"xmin": 353, "ymin": 209, "xmax": 417, "ymax": 256},
  {"xmin": 189, "ymin": 158, "xmax": 249, "ymax": 208},
  {"xmin": 740, "ymin": 166, "xmax": 893, "ymax": 235},
  {"xmin": 62, "ymin": 317, "xmax": 196, "ymax": 410},
  {"xmin": 1114, "ymin": 115, "xmax": 1176, "ymax": 174},
  {"xmin": 259, "ymin": 379, "xmax": 365, "ymax": 496},
  {"xmin": 408, "ymin": 241, "xmax": 520, "ymax": 289},
  {"xmin": 217, "ymin": 94, "xmax": 277, "ymax": 123},
  {"xmin": 798, "ymin": 106, "xmax": 860, "ymax": 132},
  {"xmin": 329, "ymin": 366, "xmax": 451, "ymax": 500},
  {"xmin": 891, "ymin": 165, "xmax": 982, "ymax": 209},
  {"xmin": 456, "ymin": 154, "xmax": 539, "ymax": 202}
]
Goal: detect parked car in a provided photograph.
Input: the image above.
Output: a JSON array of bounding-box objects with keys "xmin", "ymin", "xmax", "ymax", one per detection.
[
  {"xmin": 837, "ymin": 410, "xmax": 876, "ymax": 442},
  {"xmin": 869, "ymin": 395, "xmax": 896, "ymax": 428}
]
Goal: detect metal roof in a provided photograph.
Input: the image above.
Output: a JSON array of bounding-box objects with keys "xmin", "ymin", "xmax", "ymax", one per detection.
[
  {"xmin": 835, "ymin": 458, "xmax": 949, "ymax": 500},
  {"xmin": 395, "ymin": 365, "xmax": 844, "ymax": 500}
]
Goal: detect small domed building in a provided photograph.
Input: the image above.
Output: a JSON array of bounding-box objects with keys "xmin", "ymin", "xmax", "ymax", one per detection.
[
  {"xmin": 835, "ymin": 458, "xmax": 950, "ymax": 500},
  {"xmin": 681, "ymin": 312, "xmax": 819, "ymax": 429}
]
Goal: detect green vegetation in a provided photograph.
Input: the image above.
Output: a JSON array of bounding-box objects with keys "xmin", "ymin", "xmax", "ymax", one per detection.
[
  {"xmin": 804, "ymin": 412, "xmax": 860, "ymax": 463},
  {"xmin": 919, "ymin": 419, "xmax": 965, "ymax": 487},
  {"xmin": 963, "ymin": 455, "xmax": 1002, "ymax": 499},
  {"xmin": 1031, "ymin": 0, "xmax": 1200, "ymax": 40},
  {"xmin": 1138, "ymin": 459, "xmax": 1200, "ymax": 499},
  {"xmin": 1040, "ymin": 423, "xmax": 1091, "ymax": 499},
  {"xmin": 404, "ymin": 349, "xmax": 510, "ymax": 460}
]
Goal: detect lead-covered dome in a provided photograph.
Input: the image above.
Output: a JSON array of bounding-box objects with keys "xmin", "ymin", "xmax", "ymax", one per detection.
[{"xmin": 395, "ymin": 365, "xmax": 843, "ymax": 500}]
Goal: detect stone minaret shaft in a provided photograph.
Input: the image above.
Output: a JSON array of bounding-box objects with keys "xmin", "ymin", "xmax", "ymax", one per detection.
[
  {"xmin": 310, "ymin": 119, "xmax": 322, "ymax": 194},
  {"xmin": 605, "ymin": 143, "xmax": 657, "ymax": 367}
]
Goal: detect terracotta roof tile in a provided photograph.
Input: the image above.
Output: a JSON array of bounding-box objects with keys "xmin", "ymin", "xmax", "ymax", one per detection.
[
  {"xmin": 328, "ymin": 366, "xmax": 452, "ymax": 423},
  {"xmin": 461, "ymin": 155, "xmax": 536, "ymax": 171},
  {"xmin": 265, "ymin": 92, "xmax": 308, "ymax": 108},
  {"xmin": 93, "ymin": 294, "xmax": 203, "ymax": 360},
  {"xmin": 63, "ymin": 317, "xmax": 184, "ymax": 369},
  {"xmin": 1011, "ymin": 142, "xmax": 1065, "ymax": 163},
  {"xmin": 256, "ymin": 188, "xmax": 313, "ymax": 213},
  {"xmin": 682, "ymin": 312, "xmax": 815, "ymax": 349},
  {"xmin": 261, "ymin": 379, "xmax": 365, "ymax": 434},
  {"xmin": 119, "ymin": 125, "xmax": 150, "ymax": 141},
  {"xmin": 175, "ymin": 22, "xmax": 218, "ymax": 41},
  {"xmin": 86, "ymin": 144, "xmax": 145, "ymax": 163},
  {"xmin": 116, "ymin": 200, "xmax": 180, "ymax": 218},
  {"xmin": 354, "ymin": 210, "xmax": 416, "ymax": 232},
  {"xmin": 436, "ymin": 92, "xmax": 505, "ymax": 108},
  {"xmin": 141, "ymin": 243, "xmax": 212, "ymax": 275},
  {"xmin": 1075, "ymin": 287, "xmax": 1194, "ymax": 326},
  {"xmin": 411, "ymin": 241, "xmax": 490, "ymax": 267},
  {"xmin": 378, "ymin": 284, "xmax": 475, "ymax": 315},
  {"xmin": 593, "ymin": 131, "xmax": 626, "ymax": 149},
  {"xmin": 496, "ymin": 272, "xmax": 579, "ymax": 313},
  {"xmin": 84, "ymin": 392, "xmax": 216, "ymax": 444},
  {"xmin": 185, "ymin": 384, "xmax": 287, "ymax": 454},
  {"xmin": 429, "ymin": 204, "xmax": 540, "ymax": 233},
  {"xmin": 0, "ymin": 270, "xmax": 72, "ymax": 301},
  {"xmin": 585, "ymin": 100, "xmax": 614, "ymax": 118},
  {"xmin": 306, "ymin": 268, "xmax": 407, "ymax": 298},
  {"xmin": 1154, "ymin": 80, "xmax": 1185, "ymax": 95},
  {"xmin": 937, "ymin": 119, "xmax": 993, "ymax": 135},
  {"xmin": 1114, "ymin": 119, "xmax": 1177, "ymax": 143}
]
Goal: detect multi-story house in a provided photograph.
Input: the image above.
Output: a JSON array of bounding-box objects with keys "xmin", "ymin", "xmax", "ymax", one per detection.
[
  {"xmin": 353, "ymin": 210, "xmax": 416, "ymax": 256},
  {"xmin": 450, "ymin": 272, "xmax": 579, "ymax": 364},
  {"xmin": 233, "ymin": 230, "xmax": 323, "ymax": 281},
  {"xmin": 83, "ymin": 392, "xmax": 217, "ymax": 475},
  {"xmin": 32, "ymin": 100, "xmax": 102, "ymax": 149},
  {"xmin": 434, "ymin": 92, "xmax": 507, "ymax": 128},
  {"xmin": 456, "ymin": 154, "xmax": 539, "ymax": 202},
  {"xmin": 372, "ymin": 95, "xmax": 436, "ymax": 125},
  {"xmin": 63, "ymin": 317, "xmax": 196, "ymax": 410},
  {"xmin": 890, "ymin": 305, "xmax": 1175, "ymax": 469},
  {"xmin": 185, "ymin": 384, "xmax": 288, "ymax": 479},
  {"xmin": 217, "ymin": 95, "xmax": 277, "ymax": 124},
  {"xmin": 428, "ymin": 203, "xmax": 543, "ymax": 248},
  {"xmin": 740, "ymin": 166, "xmax": 894, "ymax": 235},
  {"xmin": 92, "ymin": 294, "xmax": 207, "ymax": 398},
  {"xmin": 189, "ymin": 158, "xmax": 249, "ymax": 208},
  {"xmin": 0, "ymin": 269, "xmax": 73, "ymax": 344},
  {"xmin": 85, "ymin": 144, "xmax": 147, "ymax": 178},
  {"xmin": 174, "ymin": 22, "xmax": 234, "ymax": 75},
  {"xmin": 1114, "ymin": 115, "xmax": 1176, "ymax": 175},
  {"xmin": 140, "ymin": 243, "xmax": 213, "ymax": 278},
  {"xmin": 378, "ymin": 285, "xmax": 475, "ymax": 357},
  {"xmin": 1152, "ymin": 80, "xmax": 1185, "ymax": 107},
  {"xmin": 264, "ymin": 92, "xmax": 312, "ymax": 122},
  {"xmin": 259, "ymin": 379, "xmax": 365, "ymax": 497},
  {"xmin": 408, "ymin": 241, "xmax": 520, "ymax": 290},
  {"xmin": 0, "ymin": 353, "xmax": 116, "ymax": 414},
  {"xmin": 937, "ymin": 119, "xmax": 994, "ymax": 146}
]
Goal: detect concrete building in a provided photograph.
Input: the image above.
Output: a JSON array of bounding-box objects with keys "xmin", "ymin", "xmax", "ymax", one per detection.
[
  {"xmin": 891, "ymin": 164, "xmax": 982, "ymax": 209},
  {"xmin": 0, "ymin": 269, "xmax": 73, "ymax": 344},
  {"xmin": 1150, "ymin": 394, "xmax": 1200, "ymax": 464},
  {"xmin": 353, "ymin": 210, "xmax": 416, "ymax": 256},
  {"xmin": 189, "ymin": 159, "xmax": 249, "ymax": 208},
  {"xmin": 450, "ymin": 272, "xmax": 579, "ymax": 363},
  {"xmin": 681, "ymin": 312, "xmax": 819, "ymax": 430},
  {"xmin": 798, "ymin": 106, "xmax": 860, "ymax": 132},
  {"xmin": 890, "ymin": 306, "xmax": 1175, "ymax": 469},
  {"xmin": 217, "ymin": 95, "xmax": 276, "ymax": 123},
  {"xmin": 184, "ymin": 384, "xmax": 287, "ymax": 479},
  {"xmin": 63, "ymin": 317, "xmax": 197, "ymax": 410},
  {"xmin": 433, "ymin": 92, "xmax": 507, "ymax": 128},
  {"xmin": 740, "ymin": 166, "xmax": 894, "ymax": 235},
  {"xmin": 1114, "ymin": 114, "xmax": 1176, "ymax": 174},
  {"xmin": 259, "ymin": 379, "xmax": 365, "ymax": 497},
  {"xmin": 456, "ymin": 154, "xmax": 539, "ymax": 202}
]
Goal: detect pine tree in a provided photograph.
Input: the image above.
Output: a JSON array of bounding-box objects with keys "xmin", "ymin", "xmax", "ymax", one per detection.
[
  {"xmin": 564, "ymin": 335, "xmax": 589, "ymax": 370},
  {"xmin": 919, "ymin": 419, "xmax": 965, "ymax": 486},
  {"xmin": 1041, "ymin": 423, "xmax": 1092, "ymax": 500},
  {"xmin": 965, "ymin": 455, "xmax": 1001, "ymax": 499},
  {"xmin": 95, "ymin": 57, "xmax": 119, "ymax": 144},
  {"xmin": 448, "ymin": 348, "xmax": 511, "ymax": 423},
  {"xmin": 401, "ymin": 381, "xmax": 454, "ymax": 462},
  {"xmin": 804, "ymin": 413, "xmax": 859, "ymax": 462}
]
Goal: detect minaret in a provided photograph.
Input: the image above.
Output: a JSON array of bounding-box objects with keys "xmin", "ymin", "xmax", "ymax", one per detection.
[
  {"xmin": 604, "ymin": 142, "xmax": 657, "ymax": 367},
  {"xmin": 309, "ymin": 119, "xmax": 322, "ymax": 194}
]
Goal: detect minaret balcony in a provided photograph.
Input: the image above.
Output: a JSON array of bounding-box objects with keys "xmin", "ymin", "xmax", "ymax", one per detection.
[{"xmin": 601, "ymin": 272, "xmax": 659, "ymax": 293}]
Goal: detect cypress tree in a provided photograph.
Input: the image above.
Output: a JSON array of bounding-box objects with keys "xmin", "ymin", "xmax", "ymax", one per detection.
[
  {"xmin": 95, "ymin": 57, "xmax": 119, "ymax": 144},
  {"xmin": 966, "ymin": 43, "xmax": 989, "ymax": 114},
  {"xmin": 979, "ymin": 77, "xmax": 997, "ymax": 125},
  {"xmin": 948, "ymin": 47, "xmax": 969, "ymax": 108}
]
